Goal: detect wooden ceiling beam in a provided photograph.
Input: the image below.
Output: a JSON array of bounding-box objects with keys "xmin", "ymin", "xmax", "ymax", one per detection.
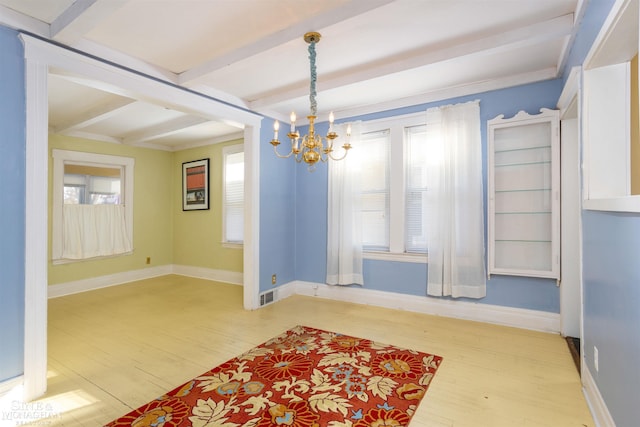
[
  {"xmin": 250, "ymin": 14, "xmax": 574, "ymax": 110},
  {"xmin": 178, "ymin": 0, "xmax": 395, "ymax": 85}
]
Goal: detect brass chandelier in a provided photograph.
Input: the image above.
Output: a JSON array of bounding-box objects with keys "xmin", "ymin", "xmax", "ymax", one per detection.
[{"xmin": 270, "ymin": 32, "xmax": 352, "ymax": 170}]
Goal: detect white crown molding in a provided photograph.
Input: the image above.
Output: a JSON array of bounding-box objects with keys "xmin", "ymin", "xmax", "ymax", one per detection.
[
  {"xmin": 582, "ymin": 365, "xmax": 616, "ymax": 426},
  {"xmin": 330, "ymin": 67, "xmax": 559, "ymax": 122},
  {"xmin": 0, "ymin": 5, "xmax": 49, "ymax": 37}
]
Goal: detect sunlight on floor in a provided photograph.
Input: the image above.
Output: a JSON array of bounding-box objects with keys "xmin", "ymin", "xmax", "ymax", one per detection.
[{"xmin": 0, "ymin": 379, "xmax": 99, "ymax": 427}]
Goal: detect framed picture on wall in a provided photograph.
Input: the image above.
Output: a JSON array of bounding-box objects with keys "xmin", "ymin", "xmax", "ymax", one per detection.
[{"xmin": 182, "ymin": 158, "xmax": 209, "ymax": 211}]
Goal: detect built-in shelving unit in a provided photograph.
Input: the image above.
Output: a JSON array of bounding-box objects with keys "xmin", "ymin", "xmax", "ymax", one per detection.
[{"xmin": 487, "ymin": 109, "xmax": 560, "ymax": 280}]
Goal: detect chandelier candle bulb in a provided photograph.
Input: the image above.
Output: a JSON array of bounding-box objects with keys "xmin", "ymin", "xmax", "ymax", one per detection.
[
  {"xmin": 290, "ymin": 112, "xmax": 296, "ymax": 132},
  {"xmin": 273, "ymin": 120, "xmax": 279, "ymax": 140},
  {"xmin": 329, "ymin": 111, "xmax": 334, "ymax": 133}
]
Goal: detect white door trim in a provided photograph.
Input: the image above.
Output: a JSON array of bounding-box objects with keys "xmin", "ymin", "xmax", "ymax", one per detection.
[{"xmin": 20, "ymin": 33, "xmax": 262, "ymax": 401}]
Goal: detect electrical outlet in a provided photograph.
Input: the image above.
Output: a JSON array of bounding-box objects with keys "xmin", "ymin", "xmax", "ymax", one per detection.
[
  {"xmin": 594, "ymin": 346, "xmax": 599, "ymax": 372},
  {"xmin": 271, "ymin": 274, "xmax": 277, "ymax": 285},
  {"xmin": 146, "ymin": 257, "xmax": 151, "ymax": 265}
]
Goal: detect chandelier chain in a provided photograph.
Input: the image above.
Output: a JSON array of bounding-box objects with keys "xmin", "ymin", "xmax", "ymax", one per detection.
[{"xmin": 308, "ymin": 40, "xmax": 317, "ymax": 116}]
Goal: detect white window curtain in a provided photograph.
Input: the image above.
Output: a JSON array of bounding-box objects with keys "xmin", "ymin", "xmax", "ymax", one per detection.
[
  {"xmin": 62, "ymin": 204, "xmax": 132, "ymax": 259},
  {"xmin": 425, "ymin": 100, "xmax": 486, "ymax": 298},
  {"xmin": 326, "ymin": 122, "xmax": 364, "ymax": 286}
]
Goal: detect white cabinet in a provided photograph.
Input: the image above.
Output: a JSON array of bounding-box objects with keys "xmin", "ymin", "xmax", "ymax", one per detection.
[{"xmin": 487, "ymin": 109, "xmax": 560, "ymax": 280}]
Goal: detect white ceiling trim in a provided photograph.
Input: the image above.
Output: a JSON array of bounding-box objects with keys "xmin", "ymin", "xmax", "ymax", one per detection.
[
  {"xmin": 170, "ymin": 131, "xmax": 246, "ymax": 152},
  {"xmin": 178, "ymin": 0, "xmax": 395, "ymax": 85},
  {"xmin": 61, "ymin": 129, "xmax": 123, "ymax": 145},
  {"xmin": 122, "ymin": 115, "xmax": 211, "ymax": 145},
  {"xmin": 249, "ymin": 14, "xmax": 574, "ymax": 112},
  {"xmin": 183, "ymin": 83, "xmax": 250, "ymax": 110},
  {"xmin": 0, "ymin": 4, "xmax": 49, "ymax": 37},
  {"xmin": 70, "ymin": 38, "xmax": 179, "ymax": 83},
  {"xmin": 51, "ymin": 0, "xmax": 126, "ymax": 44},
  {"xmin": 53, "ymin": 97, "xmax": 136, "ymax": 134},
  {"xmin": 556, "ymin": 0, "xmax": 589, "ymax": 76},
  {"xmin": 334, "ymin": 67, "xmax": 559, "ymax": 121},
  {"xmin": 22, "ymin": 35, "xmax": 262, "ymax": 127}
]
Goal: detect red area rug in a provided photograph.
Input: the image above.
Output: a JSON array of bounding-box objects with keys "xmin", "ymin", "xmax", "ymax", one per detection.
[{"xmin": 105, "ymin": 325, "xmax": 442, "ymax": 426}]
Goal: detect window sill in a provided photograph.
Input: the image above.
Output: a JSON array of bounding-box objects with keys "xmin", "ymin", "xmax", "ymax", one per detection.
[
  {"xmin": 583, "ymin": 196, "xmax": 640, "ymax": 213},
  {"xmin": 222, "ymin": 242, "xmax": 243, "ymax": 249},
  {"xmin": 364, "ymin": 251, "xmax": 427, "ymax": 264}
]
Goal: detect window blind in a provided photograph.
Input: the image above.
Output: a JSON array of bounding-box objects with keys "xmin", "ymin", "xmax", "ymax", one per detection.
[
  {"xmin": 405, "ymin": 125, "xmax": 428, "ymax": 253},
  {"xmin": 359, "ymin": 130, "xmax": 390, "ymax": 251},
  {"xmin": 224, "ymin": 150, "xmax": 244, "ymax": 243}
]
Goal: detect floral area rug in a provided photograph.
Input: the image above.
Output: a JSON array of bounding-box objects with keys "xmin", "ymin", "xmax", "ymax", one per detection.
[{"xmin": 105, "ymin": 325, "xmax": 442, "ymax": 427}]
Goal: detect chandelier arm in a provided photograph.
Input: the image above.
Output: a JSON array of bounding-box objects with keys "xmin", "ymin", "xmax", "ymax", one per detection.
[
  {"xmin": 272, "ymin": 145, "xmax": 294, "ymax": 159},
  {"xmin": 327, "ymin": 148, "xmax": 350, "ymax": 161}
]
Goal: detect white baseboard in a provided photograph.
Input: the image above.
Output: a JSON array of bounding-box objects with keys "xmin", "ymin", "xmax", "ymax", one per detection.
[
  {"xmin": 48, "ymin": 265, "xmax": 242, "ymax": 298},
  {"xmin": 48, "ymin": 265, "xmax": 172, "ymax": 298},
  {"xmin": 48, "ymin": 270, "xmax": 558, "ymax": 332},
  {"xmin": 171, "ymin": 265, "xmax": 242, "ymax": 285},
  {"xmin": 280, "ymin": 280, "xmax": 560, "ymax": 333},
  {"xmin": 582, "ymin": 365, "xmax": 616, "ymax": 426}
]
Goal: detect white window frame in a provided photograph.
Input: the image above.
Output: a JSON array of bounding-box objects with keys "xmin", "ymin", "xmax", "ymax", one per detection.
[
  {"xmin": 222, "ymin": 143, "xmax": 244, "ymax": 248},
  {"xmin": 52, "ymin": 149, "xmax": 134, "ymax": 263},
  {"xmin": 360, "ymin": 112, "xmax": 427, "ymax": 264}
]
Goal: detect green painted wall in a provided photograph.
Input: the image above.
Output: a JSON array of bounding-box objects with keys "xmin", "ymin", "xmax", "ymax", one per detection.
[
  {"xmin": 48, "ymin": 135, "xmax": 174, "ymax": 284},
  {"xmin": 172, "ymin": 140, "xmax": 243, "ymax": 272},
  {"xmin": 48, "ymin": 135, "xmax": 244, "ymax": 285}
]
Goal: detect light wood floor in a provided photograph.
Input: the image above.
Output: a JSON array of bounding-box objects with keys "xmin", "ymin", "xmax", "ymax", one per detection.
[{"xmin": 27, "ymin": 275, "xmax": 593, "ymax": 426}]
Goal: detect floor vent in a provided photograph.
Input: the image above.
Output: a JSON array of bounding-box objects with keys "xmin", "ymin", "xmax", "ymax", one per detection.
[{"xmin": 259, "ymin": 290, "xmax": 276, "ymax": 306}]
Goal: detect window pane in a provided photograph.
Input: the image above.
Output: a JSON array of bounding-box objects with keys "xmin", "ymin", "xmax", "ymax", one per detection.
[
  {"xmin": 405, "ymin": 125, "xmax": 428, "ymax": 253},
  {"xmin": 224, "ymin": 150, "xmax": 244, "ymax": 243},
  {"xmin": 63, "ymin": 185, "xmax": 84, "ymax": 204},
  {"xmin": 63, "ymin": 165, "xmax": 121, "ymax": 205},
  {"xmin": 359, "ymin": 130, "xmax": 390, "ymax": 251}
]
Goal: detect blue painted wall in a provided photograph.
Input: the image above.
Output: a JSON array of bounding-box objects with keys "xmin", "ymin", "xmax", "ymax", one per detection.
[
  {"xmin": 582, "ymin": 212, "xmax": 640, "ymax": 426},
  {"xmin": 0, "ymin": 26, "xmax": 26, "ymax": 382},
  {"xmin": 291, "ymin": 79, "xmax": 563, "ymax": 312},
  {"xmin": 259, "ymin": 120, "xmax": 297, "ymax": 292}
]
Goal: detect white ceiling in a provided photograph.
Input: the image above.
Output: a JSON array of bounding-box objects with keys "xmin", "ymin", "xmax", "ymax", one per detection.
[{"xmin": 0, "ymin": 0, "xmax": 581, "ymax": 150}]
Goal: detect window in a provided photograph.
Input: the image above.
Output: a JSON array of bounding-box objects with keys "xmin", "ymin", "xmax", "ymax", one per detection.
[
  {"xmin": 223, "ymin": 144, "xmax": 244, "ymax": 244},
  {"xmin": 63, "ymin": 164, "xmax": 122, "ymax": 205},
  {"xmin": 359, "ymin": 130, "xmax": 390, "ymax": 251},
  {"xmin": 357, "ymin": 113, "xmax": 427, "ymax": 262},
  {"xmin": 405, "ymin": 125, "xmax": 428, "ymax": 253},
  {"xmin": 52, "ymin": 150, "xmax": 134, "ymax": 262}
]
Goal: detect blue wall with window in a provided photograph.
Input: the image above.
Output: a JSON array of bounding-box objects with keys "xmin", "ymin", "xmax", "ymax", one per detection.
[
  {"xmin": 291, "ymin": 79, "xmax": 562, "ymax": 312},
  {"xmin": 0, "ymin": 26, "xmax": 26, "ymax": 382}
]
